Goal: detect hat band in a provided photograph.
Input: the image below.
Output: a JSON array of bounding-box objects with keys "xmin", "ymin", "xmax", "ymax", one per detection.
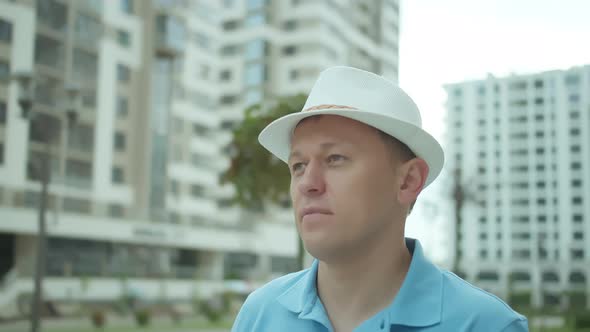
[{"xmin": 302, "ymin": 104, "xmax": 358, "ymax": 112}]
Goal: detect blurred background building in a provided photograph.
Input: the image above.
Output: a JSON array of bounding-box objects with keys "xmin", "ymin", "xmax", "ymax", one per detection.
[
  {"xmin": 445, "ymin": 65, "xmax": 590, "ymax": 310},
  {"xmin": 0, "ymin": 0, "xmax": 400, "ymax": 313}
]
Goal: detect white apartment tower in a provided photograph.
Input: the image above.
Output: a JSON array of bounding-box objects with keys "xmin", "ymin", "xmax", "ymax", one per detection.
[
  {"xmin": 445, "ymin": 65, "xmax": 590, "ymax": 310},
  {"xmin": 0, "ymin": 0, "xmax": 400, "ymax": 313}
]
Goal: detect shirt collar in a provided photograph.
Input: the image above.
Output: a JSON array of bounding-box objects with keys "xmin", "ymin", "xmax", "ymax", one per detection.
[{"xmin": 276, "ymin": 238, "xmax": 443, "ymax": 327}]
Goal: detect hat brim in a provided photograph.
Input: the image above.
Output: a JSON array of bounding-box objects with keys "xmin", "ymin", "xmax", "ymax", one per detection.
[{"xmin": 258, "ymin": 108, "xmax": 444, "ymax": 187}]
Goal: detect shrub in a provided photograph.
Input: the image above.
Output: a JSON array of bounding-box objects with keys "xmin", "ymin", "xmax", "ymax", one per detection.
[
  {"xmin": 200, "ymin": 297, "xmax": 224, "ymax": 322},
  {"xmin": 90, "ymin": 310, "xmax": 106, "ymax": 329},
  {"xmin": 169, "ymin": 308, "xmax": 182, "ymax": 325},
  {"xmin": 134, "ymin": 308, "xmax": 151, "ymax": 327}
]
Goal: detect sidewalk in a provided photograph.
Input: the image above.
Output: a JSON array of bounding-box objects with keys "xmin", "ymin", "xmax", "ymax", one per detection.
[{"xmin": 0, "ymin": 314, "xmax": 231, "ymax": 332}]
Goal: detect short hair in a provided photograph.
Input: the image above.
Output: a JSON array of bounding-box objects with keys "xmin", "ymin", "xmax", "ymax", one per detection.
[{"xmin": 376, "ymin": 130, "xmax": 418, "ymax": 215}]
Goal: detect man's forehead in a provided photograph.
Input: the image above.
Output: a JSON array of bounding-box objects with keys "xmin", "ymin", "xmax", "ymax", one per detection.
[{"xmin": 288, "ymin": 141, "xmax": 354, "ymax": 162}]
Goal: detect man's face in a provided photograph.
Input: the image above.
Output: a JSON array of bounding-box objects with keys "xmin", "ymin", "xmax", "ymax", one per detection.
[{"xmin": 289, "ymin": 115, "xmax": 406, "ymax": 261}]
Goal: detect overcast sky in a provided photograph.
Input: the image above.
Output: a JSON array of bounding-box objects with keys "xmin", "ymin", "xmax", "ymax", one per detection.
[
  {"xmin": 399, "ymin": 0, "xmax": 590, "ymax": 143},
  {"xmin": 398, "ymin": 0, "xmax": 590, "ymax": 263}
]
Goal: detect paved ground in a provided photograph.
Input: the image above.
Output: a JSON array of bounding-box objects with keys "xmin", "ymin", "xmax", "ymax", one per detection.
[{"xmin": 0, "ymin": 315, "xmax": 231, "ymax": 332}]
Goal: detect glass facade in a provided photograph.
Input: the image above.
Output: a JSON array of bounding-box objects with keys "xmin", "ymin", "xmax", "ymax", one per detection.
[
  {"xmin": 36, "ymin": 0, "xmax": 68, "ymax": 33},
  {"xmin": 34, "ymin": 34, "xmax": 65, "ymax": 70},
  {"xmin": 0, "ymin": 19, "xmax": 12, "ymax": 43},
  {"xmin": 244, "ymin": 63, "xmax": 266, "ymax": 86},
  {"xmin": 74, "ymin": 13, "xmax": 102, "ymax": 43}
]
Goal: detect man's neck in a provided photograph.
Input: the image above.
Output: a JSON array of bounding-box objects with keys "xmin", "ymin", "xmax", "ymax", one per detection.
[{"xmin": 316, "ymin": 236, "xmax": 411, "ymax": 332}]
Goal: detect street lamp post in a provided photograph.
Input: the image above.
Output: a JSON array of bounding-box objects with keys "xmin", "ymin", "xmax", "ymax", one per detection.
[{"xmin": 12, "ymin": 71, "xmax": 80, "ymax": 332}]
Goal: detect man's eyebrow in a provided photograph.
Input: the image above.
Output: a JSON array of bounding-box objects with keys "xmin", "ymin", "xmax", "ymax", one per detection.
[{"xmin": 288, "ymin": 142, "xmax": 349, "ymax": 163}]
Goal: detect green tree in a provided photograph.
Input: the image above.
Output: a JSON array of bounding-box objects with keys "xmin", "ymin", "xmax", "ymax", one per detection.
[{"xmin": 221, "ymin": 94, "xmax": 308, "ymax": 269}]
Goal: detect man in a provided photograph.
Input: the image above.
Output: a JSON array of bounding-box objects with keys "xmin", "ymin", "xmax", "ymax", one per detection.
[{"xmin": 232, "ymin": 66, "xmax": 528, "ymax": 331}]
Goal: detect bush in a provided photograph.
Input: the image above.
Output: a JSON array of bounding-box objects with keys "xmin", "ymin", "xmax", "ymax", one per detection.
[
  {"xmin": 90, "ymin": 310, "xmax": 106, "ymax": 329},
  {"xmin": 169, "ymin": 308, "xmax": 182, "ymax": 325},
  {"xmin": 200, "ymin": 297, "xmax": 224, "ymax": 323},
  {"xmin": 134, "ymin": 309, "xmax": 151, "ymax": 327},
  {"xmin": 573, "ymin": 311, "xmax": 590, "ymax": 329}
]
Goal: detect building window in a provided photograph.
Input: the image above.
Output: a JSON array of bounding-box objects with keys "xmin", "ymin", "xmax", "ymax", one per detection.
[
  {"xmin": 112, "ymin": 167, "xmax": 125, "ymax": 183},
  {"xmin": 117, "ymin": 64, "xmax": 130, "ymax": 82},
  {"xmin": 479, "ymin": 250, "xmax": 488, "ymax": 259},
  {"xmin": 65, "ymin": 160, "xmax": 92, "ymax": 188},
  {"xmin": 197, "ymin": 64, "xmax": 210, "ymax": 79},
  {"xmin": 283, "ymin": 20, "xmax": 297, "ymax": 31},
  {"xmin": 169, "ymin": 180, "xmax": 179, "ymax": 196},
  {"xmin": 571, "ymin": 145, "xmax": 581, "ymax": 153},
  {"xmin": 220, "ymin": 70, "xmax": 232, "ymax": 81},
  {"xmin": 0, "ymin": 143, "xmax": 4, "ymax": 164},
  {"xmin": 477, "ymin": 271, "xmax": 498, "ymax": 281},
  {"xmin": 245, "ymin": 89, "xmax": 262, "ymax": 106},
  {"xmin": 81, "ymin": 90, "xmax": 96, "ymax": 108},
  {"xmin": 74, "ymin": 14, "xmax": 101, "ymax": 43},
  {"xmin": 117, "ymin": 30, "xmax": 131, "ymax": 47},
  {"xmin": 36, "ymin": 0, "xmax": 68, "ymax": 32},
  {"xmin": 222, "ymin": 20, "xmax": 239, "ymax": 31},
  {"xmin": 191, "ymin": 185, "xmax": 204, "ymax": 198},
  {"xmin": 244, "ymin": 13, "xmax": 266, "ymax": 28},
  {"xmin": 571, "ymin": 249, "xmax": 584, "ymax": 260},
  {"xmin": 246, "ymin": 0, "xmax": 266, "ymax": 11},
  {"xmin": 62, "ymin": 197, "xmax": 91, "ymax": 214},
  {"xmin": 245, "ymin": 39, "xmax": 267, "ymax": 61},
  {"xmin": 572, "ymin": 197, "xmax": 583, "ymax": 205},
  {"xmin": 195, "ymin": 33, "xmax": 209, "ymax": 49},
  {"xmin": 114, "ymin": 132, "xmax": 126, "ymax": 151},
  {"xmin": 67, "ymin": 124, "xmax": 94, "ymax": 151},
  {"xmin": 0, "ymin": 101, "xmax": 6, "ymax": 124},
  {"xmin": 109, "ymin": 204, "xmax": 125, "ymax": 218},
  {"xmin": 565, "ymin": 74, "xmax": 580, "ymax": 86},
  {"xmin": 168, "ymin": 212, "xmax": 180, "ymax": 224},
  {"xmin": 73, "ymin": 49, "xmax": 98, "ymax": 84},
  {"xmin": 0, "ymin": 19, "xmax": 12, "ymax": 43},
  {"xmin": 117, "ymin": 96, "xmax": 128, "ymax": 117},
  {"xmin": 34, "ymin": 35, "xmax": 65, "ymax": 70},
  {"xmin": 220, "ymin": 95, "xmax": 237, "ymax": 105},
  {"xmin": 120, "ymin": 0, "xmax": 133, "ymax": 14},
  {"xmin": 221, "ymin": 44, "xmax": 238, "ymax": 55},
  {"xmin": 244, "ymin": 63, "xmax": 266, "ymax": 86},
  {"xmin": 282, "ymin": 45, "xmax": 297, "ymax": 56}
]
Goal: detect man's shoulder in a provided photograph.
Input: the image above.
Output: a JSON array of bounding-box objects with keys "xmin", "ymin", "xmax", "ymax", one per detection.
[
  {"xmin": 231, "ymin": 268, "xmax": 310, "ymax": 331},
  {"xmin": 241, "ymin": 268, "xmax": 309, "ymax": 309},
  {"xmin": 441, "ymin": 270, "xmax": 528, "ymax": 329}
]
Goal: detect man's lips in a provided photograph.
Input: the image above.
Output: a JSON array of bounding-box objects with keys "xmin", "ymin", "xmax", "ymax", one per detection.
[{"xmin": 300, "ymin": 207, "xmax": 333, "ymax": 219}]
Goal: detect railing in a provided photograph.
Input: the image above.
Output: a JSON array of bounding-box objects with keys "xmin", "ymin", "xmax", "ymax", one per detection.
[
  {"xmin": 0, "ymin": 268, "xmax": 20, "ymax": 308},
  {"xmin": 1, "ymin": 268, "xmax": 18, "ymax": 289}
]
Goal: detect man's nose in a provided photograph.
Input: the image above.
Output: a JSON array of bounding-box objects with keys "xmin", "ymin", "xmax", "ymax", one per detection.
[{"xmin": 297, "ymin": 161, "xmax": 326, "ymax": 196}]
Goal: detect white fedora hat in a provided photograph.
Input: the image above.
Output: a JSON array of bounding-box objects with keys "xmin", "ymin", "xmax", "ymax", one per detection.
[{"xmin": 258, "ymin": 66, "xmax": 444, "ymax": 187}]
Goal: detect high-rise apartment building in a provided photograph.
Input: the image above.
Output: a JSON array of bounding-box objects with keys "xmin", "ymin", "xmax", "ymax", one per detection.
[
  {"xmin": 445, "ymin": 65, "xmax": 590, "ymax": 309},
  {"xmin": 0, "ymin": 0, "xmax": 400, "ymax": 312}
]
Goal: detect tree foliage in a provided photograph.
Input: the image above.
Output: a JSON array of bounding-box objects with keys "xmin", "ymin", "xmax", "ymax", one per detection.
[{"xmin": 221, "ymin": 94, "xmax": 308, "ymax": 211}]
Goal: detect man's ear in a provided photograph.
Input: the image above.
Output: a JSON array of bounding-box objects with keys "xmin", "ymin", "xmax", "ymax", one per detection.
[{"xmin": 397, "ymin": 158, "xmax": 429, "ymax": 205}]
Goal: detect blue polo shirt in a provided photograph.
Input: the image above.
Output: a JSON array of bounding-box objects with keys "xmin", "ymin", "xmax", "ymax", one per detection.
[{"xmin": 232, "ymin": 238, "xmax": 528, "ymax": 331}]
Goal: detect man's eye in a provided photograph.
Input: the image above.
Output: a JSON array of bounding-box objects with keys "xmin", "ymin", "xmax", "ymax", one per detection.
[
  {"xmin": 327, "ymin": 154, "xmax": 346, "ymax": 163},
  {"xmin": 291, "ymin": 162, "xmax": 305, "ymax": 172}
]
